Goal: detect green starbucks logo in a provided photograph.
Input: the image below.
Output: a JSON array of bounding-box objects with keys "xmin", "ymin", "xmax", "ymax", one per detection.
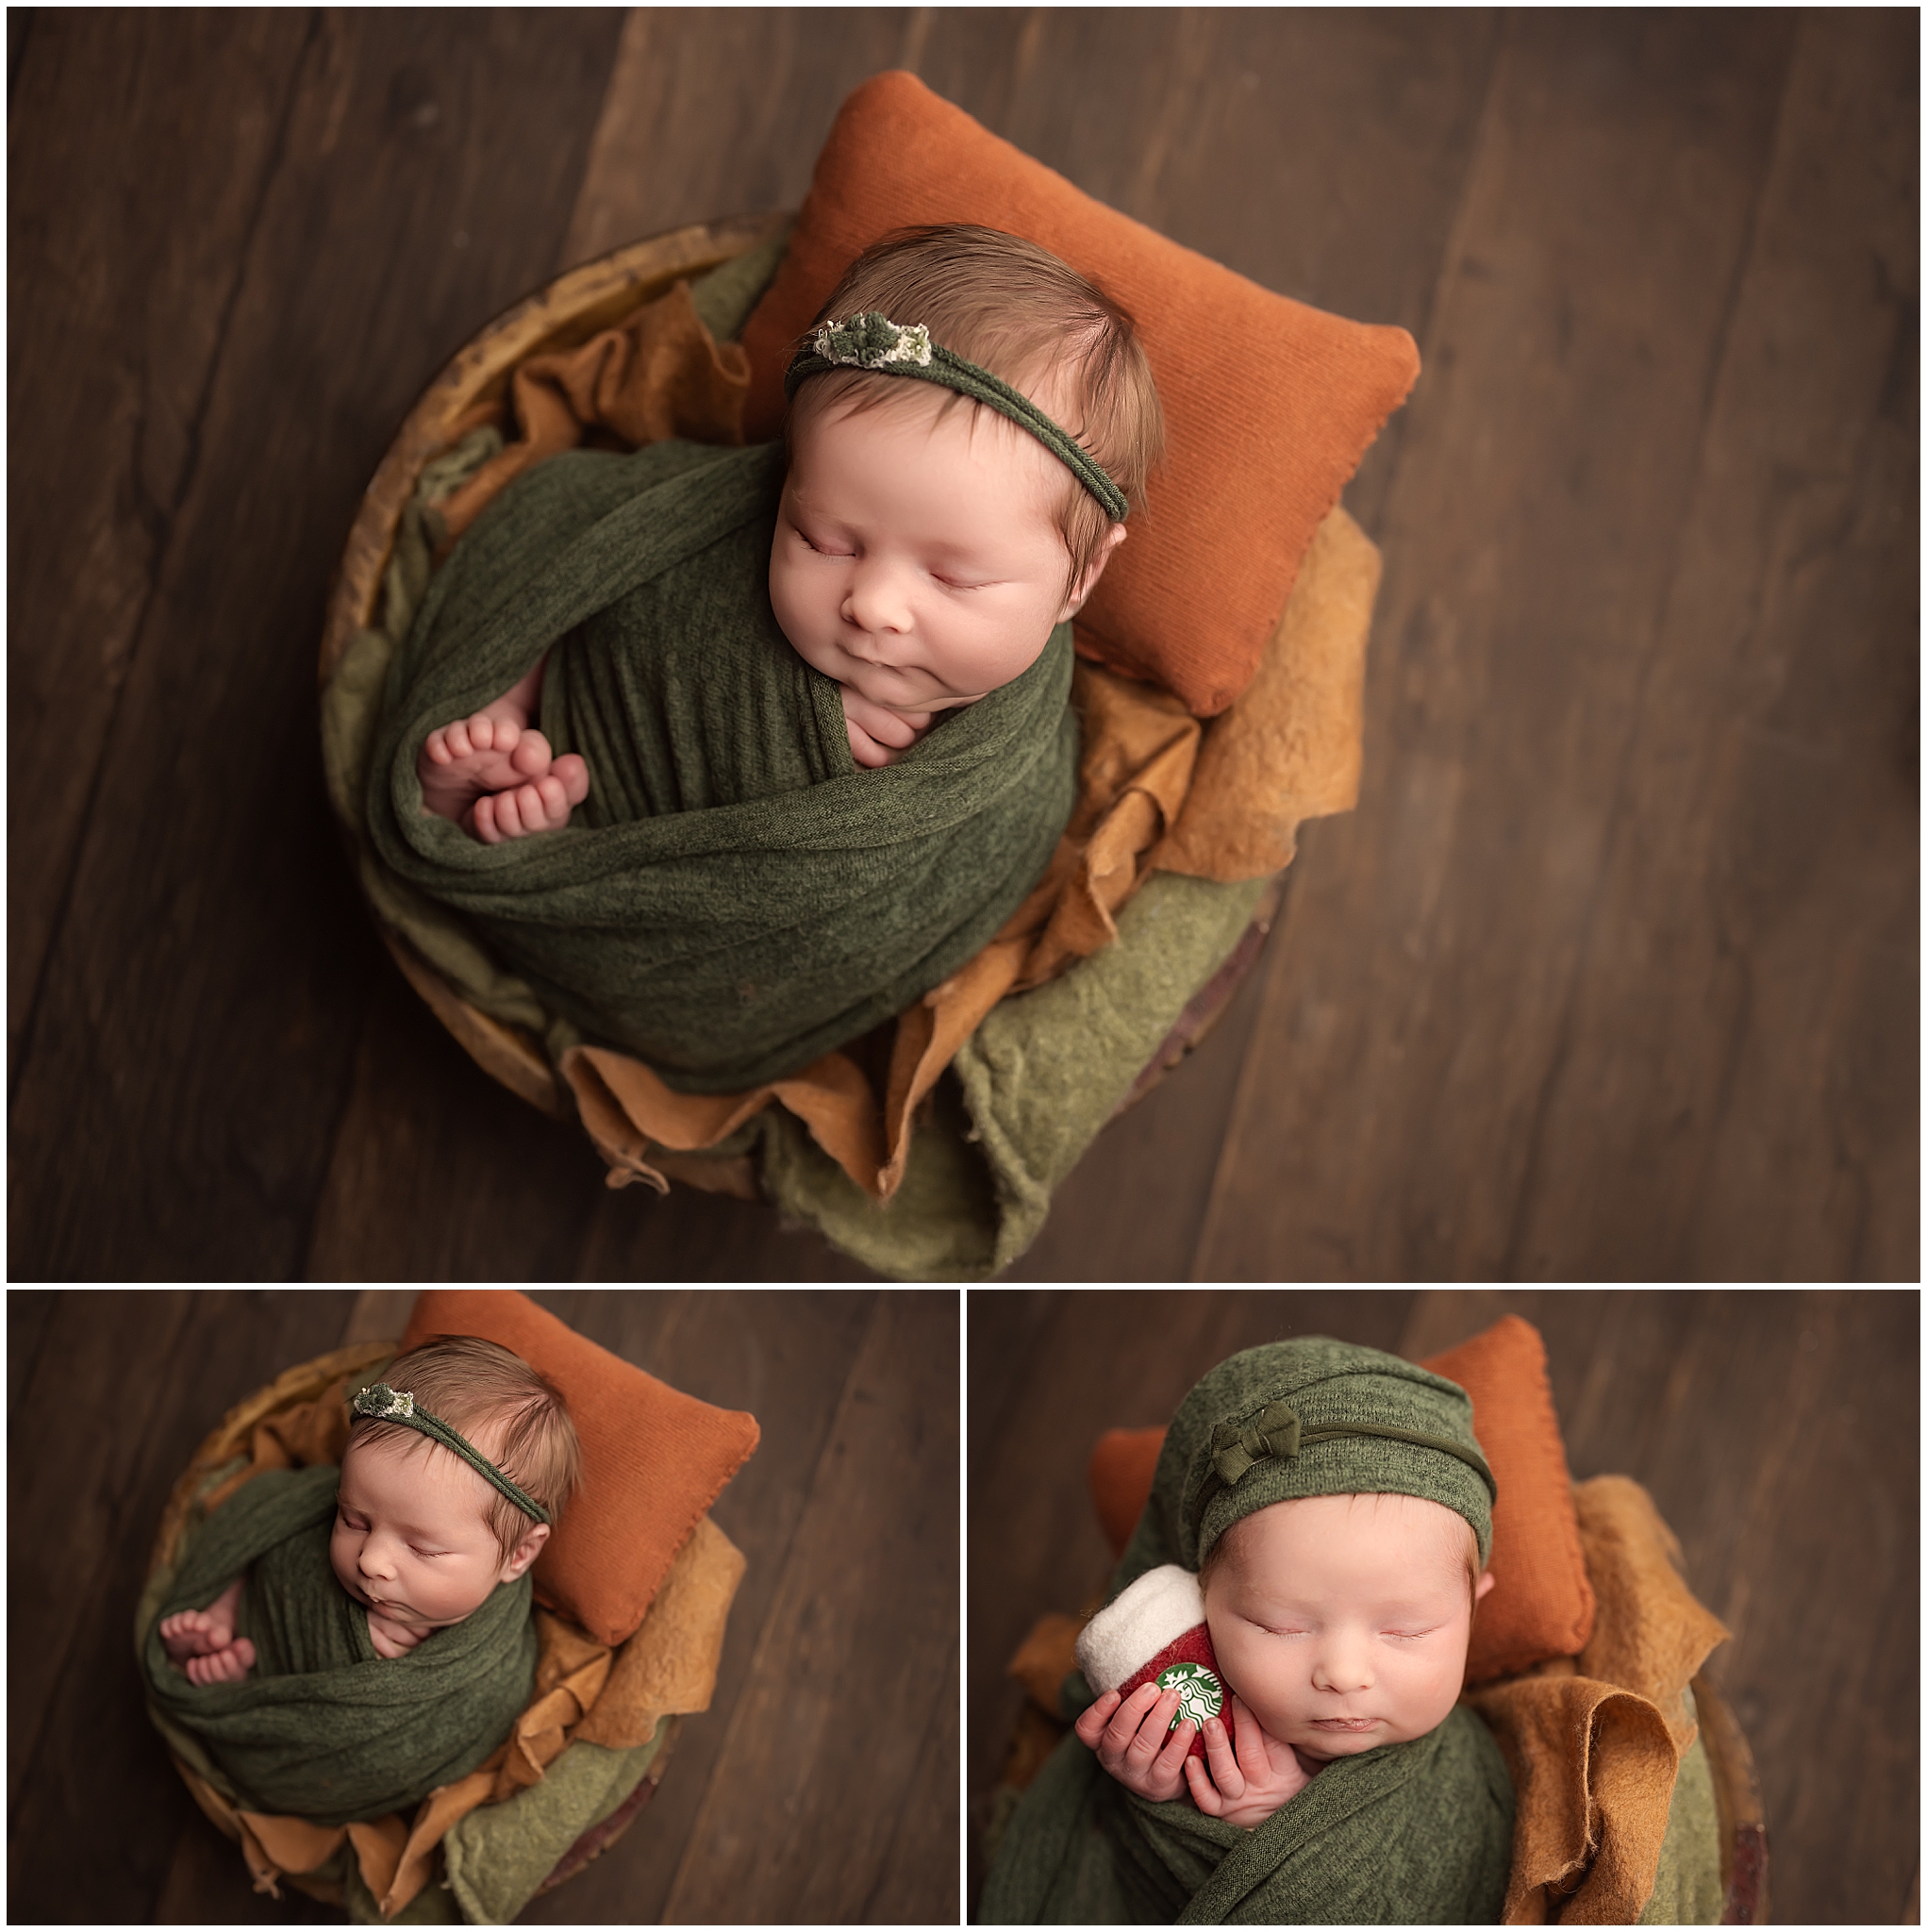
[{"xmin": 1155, "ymin": 1660, "xmax": 1224, "ymax": 1727}]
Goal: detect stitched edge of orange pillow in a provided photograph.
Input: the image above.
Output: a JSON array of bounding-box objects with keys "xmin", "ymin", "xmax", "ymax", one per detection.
[
  {"xmin": 1420, "ymin": 1313, "xmax": 1596, "ymax": 1684},
  {"xmin": 1083, "ymin": 1315, "xmax": 1595, "ymax": 1683},
  {"xmin": 737, "ymin": 70, "xmax": 1420, "ymax": 718},
  {"xmin": 398, "ymin": 1290, "xmax": 760, "ymax": 1647}
]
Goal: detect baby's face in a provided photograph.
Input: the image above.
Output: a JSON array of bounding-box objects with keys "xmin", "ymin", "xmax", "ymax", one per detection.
[
  {"xmin": 1203, "ymin": 1491, "xmax": 1488, "ymax": 1764},
  {"xmin": 769, "ymin": 390, "xmax": 1101, "ymax": 719},
  {"xmin": 330, "ymin": 1432, "xmax": 530, "ymax": 1635}
]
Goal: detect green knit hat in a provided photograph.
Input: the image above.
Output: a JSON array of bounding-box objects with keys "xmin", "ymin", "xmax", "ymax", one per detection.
[{"xmin": 1167, "ymin": 1338, "xmax": 1496, "ymax": 1569}]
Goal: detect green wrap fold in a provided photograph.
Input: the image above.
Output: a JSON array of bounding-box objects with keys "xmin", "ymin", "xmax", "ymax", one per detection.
[
  {"xmin": 363, "ymin": 438, "xmax": 1078, "ymax": 1093},
  {"xmin": 982, "ymin": 1698, "xmax": 1511, "ymax": 1924},
  {"xmin": 980, "ymin": 1340, "xmax": 1514, "ymax": 1924},
  {"xmin": 142, "ymin": 1465, "xmax": 537, "ymax": 1826}
]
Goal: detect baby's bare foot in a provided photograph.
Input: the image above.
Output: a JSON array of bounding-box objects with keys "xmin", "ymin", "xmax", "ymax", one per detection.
[
  {"xmin": 183, "ymin": 1637, "xmax": 256, "ymax": 1686},
  {"xmin": 159, "ymin": 1606, "xmax": 233, "ymax": 1661},
  {"xmin": 467, "ymin": 753, "xmax": 590, "ymax": 844},
  {"xmin": 419, "ymin": 711, "xmax": 557, "ymax": 823}
]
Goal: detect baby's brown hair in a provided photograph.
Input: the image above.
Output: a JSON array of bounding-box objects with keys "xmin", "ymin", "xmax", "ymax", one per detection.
[
  {"xmin": 349, "ymin": 1335, "xmax": 582, "ymax": 1560},
  {"xmin": 789, "ymin": 224, "xmax": 1165, "ymax": 595}
]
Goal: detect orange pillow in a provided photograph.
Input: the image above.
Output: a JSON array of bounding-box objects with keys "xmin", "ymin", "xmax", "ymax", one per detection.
[
  {"xmin": 1421, "ymin": 1314, "xmax": 1595, "ymax": 1683},
  {"xmin": 1084, "ymin": 1316, "xmax": 1594, "ymax": 1685},
  {"xmin": 738, "ymin": 71, "xmax": 1420, "ymax": 718},
  {"xmin": 397, "ymin": 1290, "xmax": 759, "ymax": 1647}
]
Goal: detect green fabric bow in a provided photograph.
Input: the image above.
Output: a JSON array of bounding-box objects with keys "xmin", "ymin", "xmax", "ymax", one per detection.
[{"xmin": 1194, "ymin": 1397, "xmax": 1499, "ymax": 1537}]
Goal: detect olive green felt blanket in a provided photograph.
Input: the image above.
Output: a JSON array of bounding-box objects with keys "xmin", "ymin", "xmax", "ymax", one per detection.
[
  {"xmin": 980, "ymin": 1339, "xmax": 1514, "ymax": 1923},
  {"xmin": 142, "ymin": 1465, "xmax": 537, "ymax": 1826},
  {"xmin": 363, "ymin": 438, "xmax": 1078, "ymax": 1093}
]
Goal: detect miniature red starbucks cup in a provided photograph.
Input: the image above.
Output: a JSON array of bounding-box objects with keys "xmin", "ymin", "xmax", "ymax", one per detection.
[{"xmin": 1074, "ymin": 1563, "xmax": 1235, "ymax": 1760}]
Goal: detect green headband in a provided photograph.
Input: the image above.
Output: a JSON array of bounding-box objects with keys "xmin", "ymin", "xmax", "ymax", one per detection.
[
  {"xmin": 350, "ymin": 1382, "xmax": 552, "ymax": 1525},
  {"xmin": 783, "ymin": 311, "xmax": 1130, "ymax": 524},
  {"xmin": 1191, "ymin": 1399, "xmax": 1498, "ymax": 1538}
]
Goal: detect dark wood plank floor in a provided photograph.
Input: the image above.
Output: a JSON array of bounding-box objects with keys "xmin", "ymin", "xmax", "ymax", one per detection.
[
  {"xmin": 7, "ymin": 1287, "xmax": 958, "ymax": 1924},
  {"xmin": 967, "ymin": 1288, "xmax": 1920, "ymax": 1924},
  {"xmin": 8, "ymin": 11, "xmax": 1915, "ymax": 1281}
]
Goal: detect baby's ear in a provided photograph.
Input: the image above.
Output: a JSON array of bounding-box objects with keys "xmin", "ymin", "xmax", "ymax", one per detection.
[
  {"xmin": 504, "ymin": 1520, "xmax": 551, "ymax": 1579},
  {"xmin": 1057, "ymin": 523, "xmax": 1128, "ymax": 622},
  {"xmin": 1474, "ymin": 1568, "xmax": 1496, "ymax": 1604}
]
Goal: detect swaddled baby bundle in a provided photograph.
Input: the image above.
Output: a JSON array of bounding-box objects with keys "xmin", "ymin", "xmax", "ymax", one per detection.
[
  {"xmin": 141, "ymin": 1464, "xmax": 536, "ymax": 1826},
  {"xmin": 364, "ymin": 437, "xmax": 1078, "ymax": 1094},
  {"xmin": 981, "ymin": 1340, "xmax": 1514, "ymax": 1924}
]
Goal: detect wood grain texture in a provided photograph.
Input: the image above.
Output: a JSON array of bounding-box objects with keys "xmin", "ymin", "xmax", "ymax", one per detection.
[
  {"xmin": 561, "ymin": 9, "xmax": 924, "ymax": 266},
  {"xmin": 304, "ymin": 958, "xmax": 606, "ymax": 1283},
  {"xmin": 969, "ymin": 1289, "xmax": 1919, "ymax": 1925},
  {"xmin": 1193, "ymin": 12, "xmax": 1875, "ymax": 1280},
  {"xmin": 8, "ymin": 12, "xmax": 625, "ymax": 1282},
  {"xmin": 7, "ymin": 11, "xmax": 311, "ymax": 1079},
  {"xmin": 7, "ymin": 1291, "xmax": 357, "ymax": 1924},
  {"xmin": 660, "ymin": 1291, "xmax": 958, "ymax": 1923},
  {"xmin": 1499, "ymin": 13, "xmax": 1920, "ymax": 1280}
]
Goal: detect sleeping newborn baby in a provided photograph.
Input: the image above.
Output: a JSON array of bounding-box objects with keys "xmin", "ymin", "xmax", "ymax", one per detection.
[
  {"xmin": 144, "ymin": 1337, "xmax": 578, "ymax": 1824},
  {"xmin": 981, "ymin": 1340, "xmax": 1515, "ymax": 1924},
  {"xmin": 1075, "ymin": 1491, "xmax": 1494, "ymax": 1822},
  {"xmin": 364, "ymin": 225, "xmax": 1163, "ymax": 1093}
]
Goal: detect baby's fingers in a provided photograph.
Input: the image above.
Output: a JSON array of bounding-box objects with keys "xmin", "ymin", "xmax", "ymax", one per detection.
[
  {"xmin": 1184, "ymin": 1752, "xmax": 1226, "ymax": 1815},
  {"xmin": 1201, "ymin": 1713, "xmax": 1246, "ymax": 1797},
  {"xmin": 1073, "ymin": 1689, "xmax": 1123, "ymax": 1749},
  {"xmin": 1154, "ymin": 1716, "xmax": 1198, "ymax": 1784},
  {"xmin": 1229, "ymin": 1694, "xmax": 1271, "ymax": 1784},
  {"xmin": 1123, "ymin": 1689, "xmax": 1182, "ymax": 1768}
]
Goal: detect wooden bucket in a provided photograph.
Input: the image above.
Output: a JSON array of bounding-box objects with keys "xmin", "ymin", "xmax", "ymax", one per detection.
[
  {"xmin": 321, "ymin": 212, "xmax": 1280, "ymax": 1178},
  {"xmin": 1691, "ymin": 1670, "xmax": 1770, "ymax": 1923}
]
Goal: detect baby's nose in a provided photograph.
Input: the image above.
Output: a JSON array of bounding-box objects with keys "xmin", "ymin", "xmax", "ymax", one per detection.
[
  {"xmin": 842, "ymin": 564, "xmax": 912, "ymax": 635},
  {"xmin": 1313, "ymin": 1641, "xmax": 1374, "ymax": 1692}
]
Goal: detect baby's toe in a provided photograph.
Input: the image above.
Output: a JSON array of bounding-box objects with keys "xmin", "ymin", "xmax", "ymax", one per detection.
[
  {"xmin": 508, "ymin": 729, "xmax": 552, "ymax": 778},
  {"xmin": 551, "ymin": 753, "xmax": 590, "ymax": 807},
  {"xmin": 490, "ymin": 789, "xmax": 530, "ymax": 840},
  {"xmin": 468, "ymin": 795, "xmax": 504, "ymax": 844},
  {"xmin": 533, "ymin": 775, "xmax": 572, "ymax": 828}
]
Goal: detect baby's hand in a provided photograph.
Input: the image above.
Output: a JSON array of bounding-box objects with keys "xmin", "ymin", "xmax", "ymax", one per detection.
[
  {"xmin": 839, "ymin": 688, "xmax": 932, "ymax": 770},
  {"xmin": 1073, "ymin": 1682, "xmax": 1199, "ymax": 1805},
  {"xmin": 366, "ymin": 1607, "xmax": 429, "ymax": 1659},
  {"xmin": 1183, "ymin": 1694, "xmax": 1316, "ymax": 1828}
]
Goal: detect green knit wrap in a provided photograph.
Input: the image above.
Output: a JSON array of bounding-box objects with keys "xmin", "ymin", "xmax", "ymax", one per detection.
[
  {"xmin": 363, "ymin": 438, "xmax": 1078, "ymax": 1092},
  {"xmin": 979, "ymin": 1340, "xmax": 1513, "ymax": 1924},
  {"xmin": 142, "ymin": 1465, "xmax": 537, "ymax": 1826},
  {"xmin": 981, "ymin": 1697, "xmax": 1512, "ymax": 1924}
]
